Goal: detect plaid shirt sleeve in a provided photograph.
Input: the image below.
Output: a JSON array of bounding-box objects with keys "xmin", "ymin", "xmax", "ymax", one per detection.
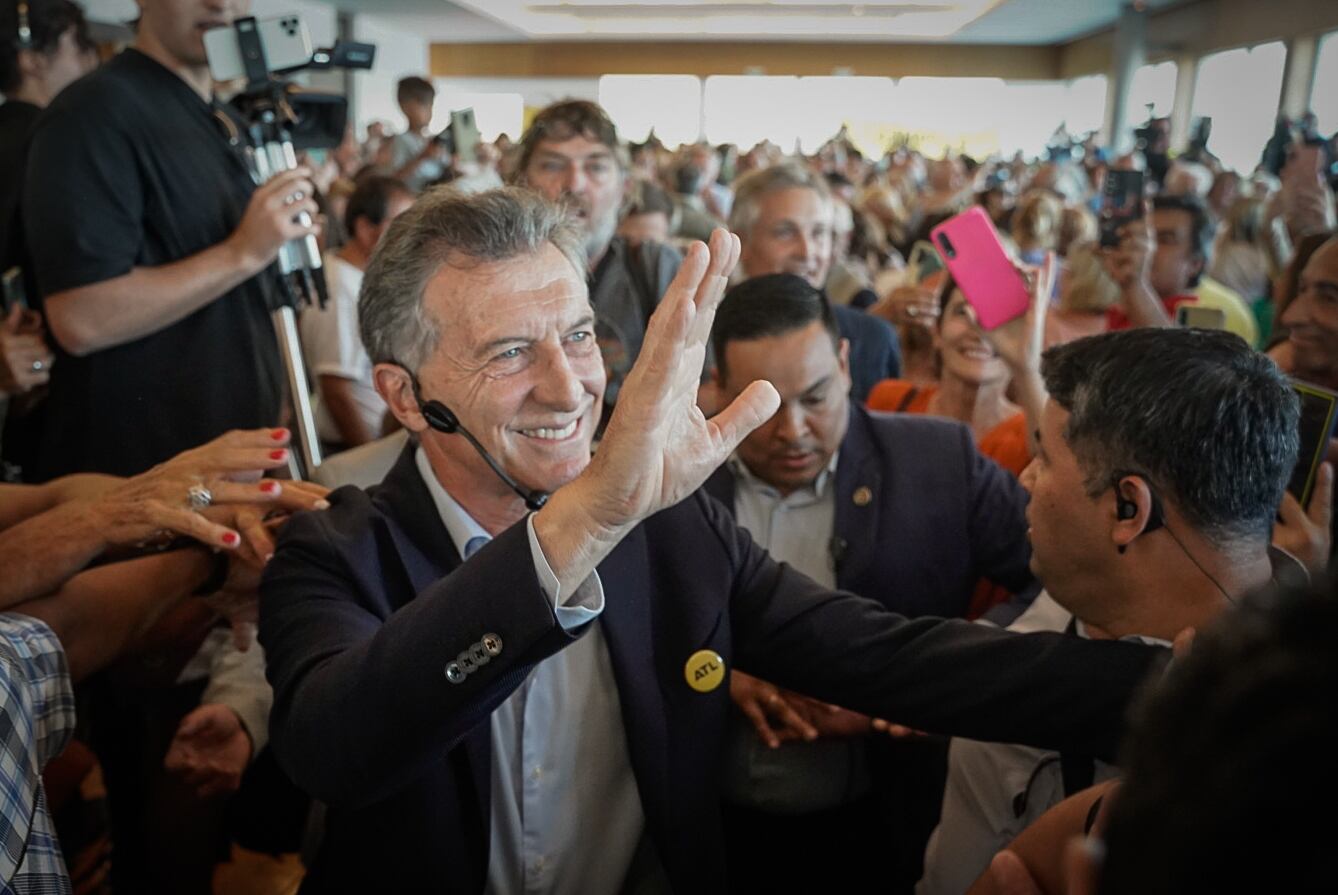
[{"xmin": 0, "ymin": 613, "xmax": 76, "ymax": 893}]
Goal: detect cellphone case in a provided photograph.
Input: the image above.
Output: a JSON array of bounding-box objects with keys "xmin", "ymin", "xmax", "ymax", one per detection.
[{"xmin": 930, "ymin": 206, "xmax": 1031, "ymax": 330}]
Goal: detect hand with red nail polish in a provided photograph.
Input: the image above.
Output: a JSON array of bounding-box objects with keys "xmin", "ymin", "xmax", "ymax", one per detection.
[{"xmin": 68, "ymin": 429, "xmax": 325, "ymax": 554}]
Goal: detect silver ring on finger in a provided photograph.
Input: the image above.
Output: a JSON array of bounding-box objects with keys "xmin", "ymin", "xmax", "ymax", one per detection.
[{"xmin": 187, "ymin": 483, "xmax": 213, "ymax": 512}]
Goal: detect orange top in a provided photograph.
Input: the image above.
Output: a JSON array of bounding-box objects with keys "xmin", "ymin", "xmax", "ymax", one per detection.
[{"xmin": 867, "ymin": 380, "xmax": 1032, "ymax": 477}]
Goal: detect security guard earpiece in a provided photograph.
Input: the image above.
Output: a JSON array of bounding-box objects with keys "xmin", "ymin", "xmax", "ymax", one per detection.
[{"xmin": 1114, "ymin": 472, "xmax": 1166, "ymax": 553}]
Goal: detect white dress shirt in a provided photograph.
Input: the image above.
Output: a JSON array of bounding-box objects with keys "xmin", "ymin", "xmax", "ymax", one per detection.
[
  {"xmin": 917, "ymin": 592, "xmax": 1162, "ymax": 895},
  {"xmin": 413, "ymin": 449, "xmax": 647, "ymax": 895}
]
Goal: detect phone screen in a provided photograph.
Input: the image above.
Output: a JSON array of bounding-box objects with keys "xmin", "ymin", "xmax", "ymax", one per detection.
[
  {"xmin": 1099, "ymin": 170, "xmax": 1143, "ymax": 248},
  {"xmin": 1289, "ymin": 381, "xmax": 1338, "ymax": 508}
]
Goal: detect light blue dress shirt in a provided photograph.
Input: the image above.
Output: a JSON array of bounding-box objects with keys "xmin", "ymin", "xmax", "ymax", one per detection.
[
  {"xmin": 723, "ymin": 452, "xmax": 872, "ymax": 812},
  {"xmin": 414, "ymin": 449, "xmax": 647, "ymax": 895}
]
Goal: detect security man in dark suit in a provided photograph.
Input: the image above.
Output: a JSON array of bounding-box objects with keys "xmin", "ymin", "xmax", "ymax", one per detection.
[
  {"xmin": 259, "ymin": 188, "xmax": 1162, "ymax": 893},
  {"xmin": 702, "ymin": 273, "xmax": 1035, "ymax": 892}
]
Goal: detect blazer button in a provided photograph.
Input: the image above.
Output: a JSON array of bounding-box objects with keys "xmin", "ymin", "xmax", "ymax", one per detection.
[
  {"xmin": 445, "ymin": 661, "xmax": 465, "ymax": 684},
  {"xmin": 481, "ymin": 634, "xmax": 503, "ymax": 657},
  {"xmin": 470, "ymin": 643, "xmax": 490, "ymax": 665},
  {"xmin": 458, "ymin": 652, "xmax": 476, "ymax": 673}
]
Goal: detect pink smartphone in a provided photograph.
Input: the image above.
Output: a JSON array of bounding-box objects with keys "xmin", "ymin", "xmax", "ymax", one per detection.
[{"xmin": 930, "ymin": 206, "xmax": 1030, "ymax": 330}]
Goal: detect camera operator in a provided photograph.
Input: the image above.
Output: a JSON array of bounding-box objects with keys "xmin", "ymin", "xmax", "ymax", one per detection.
[{"xmin": 22, "ymin": 0, "xmax": 319, "ymax": 480}]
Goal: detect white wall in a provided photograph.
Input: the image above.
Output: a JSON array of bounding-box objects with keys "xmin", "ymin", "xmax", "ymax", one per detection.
[{"xmin": 351, "ymin": 17, "xmax": 431, "ymax": 133}]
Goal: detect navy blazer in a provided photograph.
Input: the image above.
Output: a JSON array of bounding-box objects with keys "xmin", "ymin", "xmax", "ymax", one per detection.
[
  {"xmin": 704, "ymin": 406, "xmax": 1034, "ymax": 619},
  {"xmin": 260, "ymin": 446, "xmax": 1161, "ymax": 893},
  {"xmin": 833, "ymin": 303, "xmax": 901, "ymax": 402}
]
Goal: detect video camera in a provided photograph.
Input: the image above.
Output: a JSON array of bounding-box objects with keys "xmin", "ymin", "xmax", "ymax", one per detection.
[{"xmin": 203, "ymin": 14, "xmax": 376, "ymax": 475}]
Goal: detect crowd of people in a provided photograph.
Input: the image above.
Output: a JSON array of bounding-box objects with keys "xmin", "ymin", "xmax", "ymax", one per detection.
[{"xmin": 1, "ymin": 1, "xmax": 1337, "ymax": 893}]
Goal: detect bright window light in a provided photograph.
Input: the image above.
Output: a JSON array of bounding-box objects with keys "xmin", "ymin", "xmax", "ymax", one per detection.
[
  {"xmin": 599, "ymin": 75, "xmax": 702, "ymax": 146},
  {"xmin": 995, "ymin": 82, "xmax": 1075, "ymax": 158},
  {"xmin": 703, "ymin": 76, "xmax": 801, "ymax": 149},
  {"xmin": 1312, "ymin": 31, "xmax": 1338, "ymax": 135},
  {"xmin": 1125, "ymin": 61, "xmax": 1178, "ymax": 132},
  {"xmin": 885, "ymin": 77, "xmax": 1005, "ymax": 157},
  {"xmin": 794, "ymin": 76, "xmax": 897, "ymax": 154},
  {"xmin": 1062, "ymin": 75, "xmax": 1109, "ymax": 139},
  {"xmin": 1191, "ymin": 41, "xmax": 1287, "ymax": 173},
  {"xmin": 432, "ymin": 88, "xmax": 523, "ymax": 142}
]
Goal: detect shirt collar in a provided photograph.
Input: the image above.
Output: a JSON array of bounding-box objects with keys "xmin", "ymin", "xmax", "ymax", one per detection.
[
  {"xmin": 728, "ymin": 450, "xmax": 840, "ymax": 500},
  {"xmin": 414, "ymin": 446, "xmax": 490, "ymax": 558}
]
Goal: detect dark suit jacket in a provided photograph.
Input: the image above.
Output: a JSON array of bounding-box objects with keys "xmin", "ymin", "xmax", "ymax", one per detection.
[
  {"xmin": 833, "ymin": 303, "xmax": 901, "ymax": 402},
  {"xmin": 704, "ymin": 406, "xmax": 1034, "ymax": 619},
  {"xmin": 260, "ymin": 447, "xmax": 1161, "ymax": 893}
]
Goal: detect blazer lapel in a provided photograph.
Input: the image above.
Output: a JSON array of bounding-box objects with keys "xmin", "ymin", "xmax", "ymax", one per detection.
[
  {"xmin": 367, "ymin": 443, "xmax": 490, "ymax": 826},
  {"xmin": 596, "ymin": 526, "xmax": 671, "ymax": 837},
  {"xmin": 370, "ymin": 443, "xmax": 462, "ymax": 604},
  {"xmin": 834, "ymin": 406, "xmax": 884, "ymax": 588}
]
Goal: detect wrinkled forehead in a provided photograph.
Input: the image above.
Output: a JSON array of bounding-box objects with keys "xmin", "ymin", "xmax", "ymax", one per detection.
[{"xmin": 424, "ymin": 246, "xmax": 592, "ymax": 354}]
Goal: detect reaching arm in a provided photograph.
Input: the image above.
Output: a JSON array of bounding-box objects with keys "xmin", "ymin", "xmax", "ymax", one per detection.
[{"xmin": 12, "ymin": 548, "xmax": 214, "ymax": 682}]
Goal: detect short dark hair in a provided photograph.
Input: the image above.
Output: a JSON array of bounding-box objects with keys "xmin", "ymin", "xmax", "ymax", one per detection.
[
  {"xmin": 1098, "ymin": 580, "xmax": 1338, "ymax": 894},
  {"xmin": 1041, "ymin": 327, "xmax": 1298, "ymax": 546},
  {"xmin": 515, "ymin": 99, "xmax": 622, "ymax": 178},
  {"xmin": 0, "ymin": 0, "xmax": 90, "ymax": 94},
  {"xmin": 1153, "ymin": 194, "xmax": 1214, "ymax": 287},
  {"xmin": 343, "ymin": 175, "xmax": 413, "ymax": 235},
  {"xmin": 396, "ymin": 75, "xmax": 435, "ymax": 107},
  {"xmin": 712, "ymin": 274, "xmax": 840, "ymax": 382}
]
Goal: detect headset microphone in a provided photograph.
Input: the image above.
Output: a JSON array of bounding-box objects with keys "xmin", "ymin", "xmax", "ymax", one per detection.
[{"xmin": 419, "ymin": 398, "xmax": 549, "ymax": 512}]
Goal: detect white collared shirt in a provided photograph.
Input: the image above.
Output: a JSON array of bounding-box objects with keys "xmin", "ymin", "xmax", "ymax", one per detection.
[{"xmin": 413, "ymin": 448, "xmax": 646, "ymax": 895}]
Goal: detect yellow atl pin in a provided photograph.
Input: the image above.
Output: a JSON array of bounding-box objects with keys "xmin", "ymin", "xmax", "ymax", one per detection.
[{"xmin": 685, "ymin": 649, "xmax": 725, "ymax": 693}]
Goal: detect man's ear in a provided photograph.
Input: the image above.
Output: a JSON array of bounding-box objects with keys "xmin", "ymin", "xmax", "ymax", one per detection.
[
  {"xmin": 373, "ymin": 364, "xmax": 428, "ymax": 433},
  {"xmin": 1111, "ymin": 475, "xmax": 1158, "ymax": 552}
]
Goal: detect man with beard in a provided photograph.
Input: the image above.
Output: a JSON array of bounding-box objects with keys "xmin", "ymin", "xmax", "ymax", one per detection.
[{"xmin": 513, "ymin": 100, "xmax": 681, "ymax": 406}]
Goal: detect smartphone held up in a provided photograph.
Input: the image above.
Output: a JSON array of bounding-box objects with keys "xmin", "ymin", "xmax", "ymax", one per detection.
[
  {"xmin": 930, "ymin": 207, "xmax": 1031, "ymax": 331},
  {"xmin": 1099, "ymin": 169, "xmax": 1144, "ymax": 249}
]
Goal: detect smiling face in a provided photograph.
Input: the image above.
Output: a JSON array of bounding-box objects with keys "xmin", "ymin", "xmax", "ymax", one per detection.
[
  {"xmin": 936, "ymin": 288, "xmax": 1010, "ymax": 387},
  {"xmin": 1282, "ymin": 238, "xmax": 1338, "ymax": 384},
  {"xmin": 411, "ymin": 242, "xmax": 605, "ymax": 503}
]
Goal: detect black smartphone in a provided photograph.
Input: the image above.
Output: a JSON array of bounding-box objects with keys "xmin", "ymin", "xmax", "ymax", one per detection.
[
  {"xmin": 1098, "ymin": 169, "xmax": 1144, "ymax": 248},
  {"xmin": 1288, "ymin": 380, "xmax": 1338, "ymax": 508}
]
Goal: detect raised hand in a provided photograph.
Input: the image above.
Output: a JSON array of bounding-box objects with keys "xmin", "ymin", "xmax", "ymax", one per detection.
[
  {"xmin": 1273, "ymin": 463, "xmax": 1333, "ymax": 580},
  {"xmin": 573, "ymin": 228, "xmax": 780, "ymax": 533},
  {"xmin": 534, "ymin": 229, "xmax": 781, "ymax": 592}
]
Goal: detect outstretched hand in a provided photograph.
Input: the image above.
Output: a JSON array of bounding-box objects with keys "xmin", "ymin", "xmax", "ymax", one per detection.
[
  {"xmin": 571, "ymin": 228, "xmax": 780, "ymax": 534},
  {"xmin": 534, "ymin": 229, "xmax": 781, "ymax": 592}
]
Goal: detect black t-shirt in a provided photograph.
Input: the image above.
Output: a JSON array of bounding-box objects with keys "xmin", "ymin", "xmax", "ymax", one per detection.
[
  {"xmin": 24, "ymin": 49, "xmax": 283, "ymax": 478},
  {"xmin": 0, "ymin": 99, "xmax": 40, "ymax": 297}
]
